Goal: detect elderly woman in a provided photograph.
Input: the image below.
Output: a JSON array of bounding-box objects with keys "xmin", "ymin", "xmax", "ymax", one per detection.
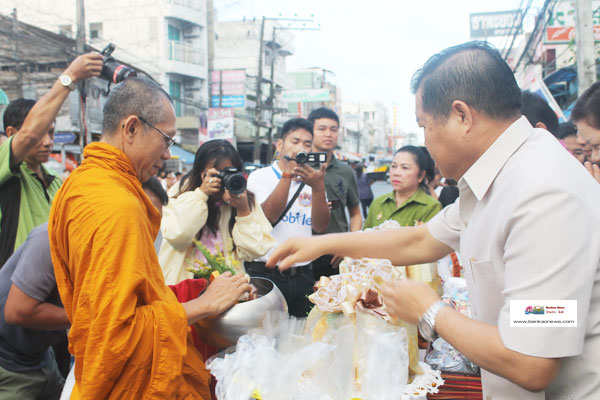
[
  {"xmin": 364, "ymin": 145, "xmax": 441, "ymax": 229},
  {"xmin": 571, "ymin": 81, "xmax": 600, "ymax": 184},
  {"xmin": 159, "ymin": 140, "xmax": 275, "ymax": 285}
]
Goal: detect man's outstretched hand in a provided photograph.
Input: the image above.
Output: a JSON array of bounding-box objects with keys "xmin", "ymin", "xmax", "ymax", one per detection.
[{"xmin": 266, "ymin": 236, "xmax": 325, "ymax": 271}]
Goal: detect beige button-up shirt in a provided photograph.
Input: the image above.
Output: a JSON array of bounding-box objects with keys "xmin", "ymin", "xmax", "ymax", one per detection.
[{"xmin": 428, "ymin": 116, "xmax": 600, "ymax": 399}]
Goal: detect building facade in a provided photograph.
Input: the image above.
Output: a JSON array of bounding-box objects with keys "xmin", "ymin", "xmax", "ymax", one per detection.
[
  {"xmin": 342, "ymin": 101, "xmax": 389, "ymax": 155},
  {"xmin": 1, "ymin": 0, "xmax": 210, "ymax": 148},
  {"xmin": 213, "ymin": 19, "xmax": 295, "ymax": 161}
]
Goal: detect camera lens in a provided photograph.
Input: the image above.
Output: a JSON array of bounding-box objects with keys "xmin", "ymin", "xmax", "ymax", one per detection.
[
  {"xmin": 101, "ymin": 60, "xmax": 137, "ymax": 84},
  {"xmin": 295, "ymin": 152, "xmax": 308, "ymax": 164},
  {"xmin": 224, "ymin": 173, "xmax": 247, "ymax": 195}
]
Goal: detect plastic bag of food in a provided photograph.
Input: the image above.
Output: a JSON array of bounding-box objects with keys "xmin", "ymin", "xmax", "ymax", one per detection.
[
  {"xmin": 355, "ymin": 310, "xmax": 409, "ymax": 400},
  {"xmin": 424, "ymin": 337, "xmax": 479, "ymax": 375}
]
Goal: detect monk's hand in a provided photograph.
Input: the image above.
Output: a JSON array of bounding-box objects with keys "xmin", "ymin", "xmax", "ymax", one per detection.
[
  {"xmin": 380, "ymin": 279, "xmax": 440, "ymax": 324},
  {"xmin": 199, "ymin": 272, "xmax": 250, "ymax": 316},
  {"xmin": 223, "ymin": 189, "xmax": 250, "ymax": 216},
  {"xmin": 199, "ymin": 168, "xmax": 221, "ymax": 197},
  {"xmin": 584, "ymin": 161, "xmax": 600, "ymax": 184},
  {"xmin": 266, "ymin": 236, "xmax": 322, "ymax": 271}
]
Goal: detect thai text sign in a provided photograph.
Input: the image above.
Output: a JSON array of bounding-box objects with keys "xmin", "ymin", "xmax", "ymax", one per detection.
[
  {"xmin": 470, "ymin": 10, "xmax": 523, "ymax": 38},
  {"xmin": 282, "ymin": 88, "xmax": 330, "ymax": 103}
]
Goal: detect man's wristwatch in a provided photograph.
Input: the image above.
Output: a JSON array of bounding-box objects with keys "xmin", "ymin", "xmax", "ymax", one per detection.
[
  {"xmin": 418, "ymin": 300, "xmax": 448, "ymax": 342},
  {"xmin": 58, "ymin": 75, "xmax": 76, "ymax": 91}
]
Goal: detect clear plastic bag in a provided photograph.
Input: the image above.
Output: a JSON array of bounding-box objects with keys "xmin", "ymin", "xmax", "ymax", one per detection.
[
  {"xmin": 424, "ymin": 337, "xmax": 479, "ymax": 375},
  {"xmin": 207, "ymin": 309, "xmax": 412, "ymax": 400},
  {"xmin": 207, "ymin": 312, "xmax": 336, "ymax": 400},
  {"xmin": 355, "ymin": 310, "xmax": 409, "ymax": 400}
]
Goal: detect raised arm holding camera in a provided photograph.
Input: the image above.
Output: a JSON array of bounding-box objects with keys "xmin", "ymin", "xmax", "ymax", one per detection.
[
  {"xmin": 158, "ymin": 139, "xmax": 275, "ymax": 286},
  {"xmin": 0, "ymin": 52, "xmax": 103, "ymax": 267}
]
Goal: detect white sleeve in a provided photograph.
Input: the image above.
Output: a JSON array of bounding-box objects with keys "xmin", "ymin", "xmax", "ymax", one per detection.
[
  {"xmin": 160, "ymin": 188, "xmax": 209, "ymax": 252},
  {"xmin": 426, "ymin": 200, "xmax": 461, "ymax": 252},
  {"xmin": 247, "ymin": 168, "xmax": 271, "ymax": 204},
  {"xmin": 231, "ymin": 198, "xmax": 276, "ymax": 261}
]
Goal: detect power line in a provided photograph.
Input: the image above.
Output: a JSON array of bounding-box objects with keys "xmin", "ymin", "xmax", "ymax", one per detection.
[
  {"xmin": 499, "ymin": 0, "xmax": 526, "ymax": 57},
  {"xmin": 512, "ymin": 0, "xmax": 557, "ymax": 72},
  {"xmin": 522, "ymin": 0, "xmax": 560, "ymax": 69},
  {"xmin": 502, "ymin": 0, "xmax": 533, "ymax": 61}
]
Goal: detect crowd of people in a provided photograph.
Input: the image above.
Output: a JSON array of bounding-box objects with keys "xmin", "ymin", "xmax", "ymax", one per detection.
[{"xmin": 0, "ymin": 40, "xmax": 598, "ymax": 400}]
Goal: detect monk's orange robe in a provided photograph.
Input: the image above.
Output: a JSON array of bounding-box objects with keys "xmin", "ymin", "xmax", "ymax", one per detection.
[{"xmin": 49, "ymin": 143, "xmax": 211, "ymax": 399}]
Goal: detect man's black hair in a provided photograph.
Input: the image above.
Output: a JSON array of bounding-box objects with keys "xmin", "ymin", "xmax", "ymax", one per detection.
[
  {"xmin": 520, "ymin": 91, "xmax": 559, "ymax": 137},
  {"xmin": 411, "ymin": 41, "xmax": 521, "ymax": 121},
  {"xmin": 3, "ymin": 99, "xmax": 36, "ymax": 131},
  {"xmin": 558, "ymin": 121, "xmax": 578, "ymax": 140},
  {"xmin": 572, "ymin": 81, "xmax": 600, "ymax": 129},
  {"xmin": 142, "ymin": 176, "xmax": 169, "ymax": 206},
  {"xmin": 279, "ymin": 118, "xmax": 314, "ymax": 141},
  {"xmin": 307, "ymin": 107, "xmax": 339, "ymax": 125}
]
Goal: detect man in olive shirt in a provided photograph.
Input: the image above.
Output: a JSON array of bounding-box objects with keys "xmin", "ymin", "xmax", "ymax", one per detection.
[
  {"xmin": 0, "ymin": 53, "xmax": 103, "ymax": 267},
  {"xmin": 308, "ymin": 108, "xmax": 362, "ymax": 279}
]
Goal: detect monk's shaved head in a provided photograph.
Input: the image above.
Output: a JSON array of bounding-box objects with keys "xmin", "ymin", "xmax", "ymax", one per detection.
[{"xmin": 102, "ymin": 77, "xmax": 173, "ymax": 136}]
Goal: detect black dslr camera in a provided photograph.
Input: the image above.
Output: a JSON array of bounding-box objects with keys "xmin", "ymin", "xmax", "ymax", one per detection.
[
  {"xmin": 284, "ymin": 152, "xmax": 327, "ymax": 165},
  {"xmin": 218, "ymin": 167, "xmax": 247, "ymax": 195},
  {"xmin": 100, "ymin": 43, "xmax": 137, "ymax": 83}
]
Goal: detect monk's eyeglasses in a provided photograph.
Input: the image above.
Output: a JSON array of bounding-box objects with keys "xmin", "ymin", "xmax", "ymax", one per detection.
[{"xmin": 138, "ymin": 116, "xmax": 175, "ymax": 150}]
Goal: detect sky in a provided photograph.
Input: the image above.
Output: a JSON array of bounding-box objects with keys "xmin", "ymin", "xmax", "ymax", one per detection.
[{"xmin": 215, "ymin": 0, "xmax": 537, "ymax": 136}]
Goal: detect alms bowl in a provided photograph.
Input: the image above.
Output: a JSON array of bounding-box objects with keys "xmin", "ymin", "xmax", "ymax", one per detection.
[{"xmin": 194, "ymin": 277, "xmax": 287, "ymax": 348}]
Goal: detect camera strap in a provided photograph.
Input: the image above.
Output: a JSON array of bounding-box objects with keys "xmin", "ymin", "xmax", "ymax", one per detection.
[{"xmin": 272, "ymin": 183, "xmax": 305, "ymax": 228}]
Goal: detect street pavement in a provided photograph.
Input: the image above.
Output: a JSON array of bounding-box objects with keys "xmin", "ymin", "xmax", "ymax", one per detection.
[{"xmin": 371, "ymin": 180, "xmax": 392, "ymax": 199}]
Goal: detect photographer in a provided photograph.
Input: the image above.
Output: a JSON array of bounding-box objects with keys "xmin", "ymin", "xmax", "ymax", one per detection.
[
  {"xmin": 246, "ymin": 118, "xmax": 329, "ymax": 317},
  {"xmin": 158, "ymin": 139, "xmax": 275, "ymax": 286},
  {"xmin": 0, "ymin": 53, "xmax": 103, "ymax": 266}
]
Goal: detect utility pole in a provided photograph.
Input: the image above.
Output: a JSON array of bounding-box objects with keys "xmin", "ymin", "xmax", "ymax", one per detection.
[
  {"xmin": 252, "ymin": 17, "xmax": 266, "ymax": 163},
  {"xmin": 575, "ymin": 0, "xmax": 596, "ymax": 95},
  {"xmin": 252, "ymin": 16, "xmax": 315, "ymax": 163},
  {"xmin": 11, "ymin": 9, "xmax": 23, "ymax": 98},
  {"xmin": 76, "ymin": 0, "xmax": 87, "ymax": 154},
  {"xmin": 265, "ymin": 26, "xmax": 278, "ymax": 164},
  {"xmin": 207, "ymin": 0, "xmax": 215, "ymax": 109},
  {"xmin": 264, "ymin": 24, "xmax": 319, "ymax": 164}
]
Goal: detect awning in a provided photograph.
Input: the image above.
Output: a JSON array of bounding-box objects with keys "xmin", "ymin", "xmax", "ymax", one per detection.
[
  {"xmin": 169, "ymin": 144, "xmax": 196, "ymax": 164},
  {"xmin": 0, "ymin": 89, "xmax": 9, "ymax": 105}
]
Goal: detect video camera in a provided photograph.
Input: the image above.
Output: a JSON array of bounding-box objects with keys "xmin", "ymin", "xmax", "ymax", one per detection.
[
  {"xmin": 218, "ymin": 167, "xmax": 247, "ymax": 195},
  {"xmin": 100, "ymin": 43, "xmax": 137, "ymax": 84},
  {"xmin": 284, "ymin": 152, "xmax": 327, "ymax": 165}
]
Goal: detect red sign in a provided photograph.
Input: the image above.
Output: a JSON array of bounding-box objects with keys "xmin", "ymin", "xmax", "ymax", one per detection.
[{"xmin": 545, "ymin": 25, "xmax": 600, "ymax": 43}]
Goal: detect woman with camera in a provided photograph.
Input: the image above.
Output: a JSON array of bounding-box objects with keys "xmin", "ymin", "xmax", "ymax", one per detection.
[
  {"xmin": 363, "ymin": 145, "xmax": 441, "ymax": 229},
  {"xmin": 158, "ymin": 140, "xmax": 275, "ymax": 286}
]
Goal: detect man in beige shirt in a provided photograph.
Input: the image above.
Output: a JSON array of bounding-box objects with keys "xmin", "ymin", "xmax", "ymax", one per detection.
[{"xmin": 267, "ymin": 41, "xmax": 600, "ymax": 399}]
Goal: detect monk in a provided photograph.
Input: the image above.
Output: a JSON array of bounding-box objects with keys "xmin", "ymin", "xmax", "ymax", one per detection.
[{"xmin": 49, "ymin": 77, "xmax": 250, "ymax": 399}]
